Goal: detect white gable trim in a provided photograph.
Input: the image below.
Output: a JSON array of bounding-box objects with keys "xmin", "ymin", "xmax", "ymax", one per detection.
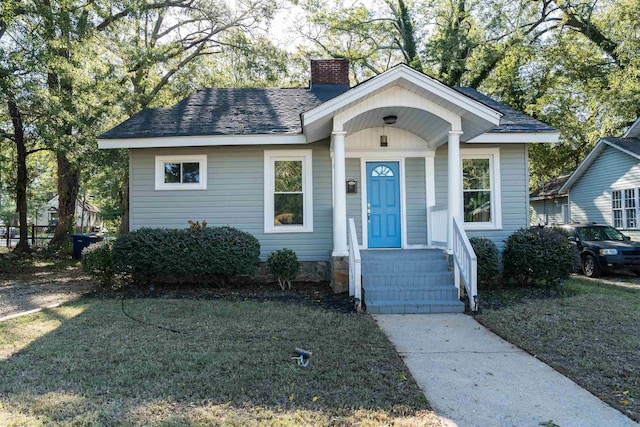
[
  {"xmin": 302, "ymin": 64, "xmax": 501, "ymax": 128},
  {"xmin": 560, "ymin": 138, "xmax": 640, "ymax": 192},
  {"xmin": 468, "ymin": 132, "xmax": 560, "ymax": 143},
  {"xmin": 98, "ymin": 134, "xmax": 307, "ymax": 149}
]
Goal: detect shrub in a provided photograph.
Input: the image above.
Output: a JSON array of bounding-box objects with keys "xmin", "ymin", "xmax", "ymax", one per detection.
[
  {"xmin": 81, "ymin": 240, "xmax": 114, "ymax": 286},
  {"xmin": 112, "ymin": 226, "xmax": 260, "ymax": 283},
  {"xmin": 469, "ymin": 237, "xmax": 500, "ymax": 287},
  {"xmin": 0, "ymin": 255, "xmax": 11, "ymax": 273},
  {"xmin": 502, "ymin": 227, "xmax": 576, "ymax": 287},
  {"xmin": 267, "ymin": 249, "xmax": 300, "ymax": 290}
]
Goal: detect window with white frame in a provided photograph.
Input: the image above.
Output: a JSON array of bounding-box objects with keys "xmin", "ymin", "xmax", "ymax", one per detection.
[
  {"xmin": 460, "ymin": 148, "xmax": 502, "ymax": 230},
  {"xmin": 155, "ymin": 155, "xmax": 207, "ymax": 190},
  {"xmin": 612, "ymin": 188, "xmax": 638, "ymax": 229},
  {"xmin": 264, "ymin": 150, "xmax": 313, "ymax": 233}
]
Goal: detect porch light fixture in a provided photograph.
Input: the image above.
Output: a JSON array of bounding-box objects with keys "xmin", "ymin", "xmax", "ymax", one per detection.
[
  {"xmin": 381, "ymin": 115, "xmax": 397, "ymax": 147},
  {"xmin": 383, "ymin": 115, "xmax": 397, "ymax": 125}
]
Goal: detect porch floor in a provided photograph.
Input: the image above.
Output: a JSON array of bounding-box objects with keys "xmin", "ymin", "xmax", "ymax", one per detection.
[{"xmin": 361, "ymin": 249, "xmax": 465, "ymax": 314}]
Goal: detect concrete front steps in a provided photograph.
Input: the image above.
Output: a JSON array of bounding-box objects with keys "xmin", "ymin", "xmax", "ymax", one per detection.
[{"xmin": 361, "ymin": 249, "xmax": 465, "ymax": 314}]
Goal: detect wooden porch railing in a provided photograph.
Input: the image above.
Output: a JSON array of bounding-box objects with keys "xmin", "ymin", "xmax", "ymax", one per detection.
[
  {"xmin": 452, "ymin": 216, "xmax": 478, "ymax": 312},
  {"xmin": 348, "ymin": 218, "xmax": 362, "ymax": 312},
  {"xmin": 428, "ymin": 205, "xmax": 448, "ymax": 248}
]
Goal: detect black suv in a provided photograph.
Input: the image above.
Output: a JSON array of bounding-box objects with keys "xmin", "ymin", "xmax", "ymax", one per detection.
[{"xmin": 550, "ymin": 224, "xmax": 640, "ymax": 277}]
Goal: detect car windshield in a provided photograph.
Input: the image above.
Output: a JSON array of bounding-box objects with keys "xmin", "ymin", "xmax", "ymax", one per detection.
[{"xmin": 577, "ymin": 225, "xmax": 626, "ymax": 241}]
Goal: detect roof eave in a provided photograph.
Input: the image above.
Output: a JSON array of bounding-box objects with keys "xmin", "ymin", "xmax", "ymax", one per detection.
[
  {"xmin": 468, "ymin": 131, "xmax": 560, "ymax": 143},
  {"xmin": 97, "ymin": 133, "xmax": 307, "ymax": 149}
]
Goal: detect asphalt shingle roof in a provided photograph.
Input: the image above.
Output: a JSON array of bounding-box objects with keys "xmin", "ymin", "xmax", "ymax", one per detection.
[
  {"xmin": 100, "ymin": 82, "xmax": 556, "ymax": 140},
  {"xmin": 603, "ymin": 137, "xmax": 640, "ymax": 157},
  {"xmin": 99, "ymin": 85, "xmax": 349, "ymax": 139},
  {"xmin": 455, "ymin": 87, "xmax": 557, "ymax": 134},
  {"xmin": 530, "ymin": 173, "xmax": 571, "ymax": 199}
]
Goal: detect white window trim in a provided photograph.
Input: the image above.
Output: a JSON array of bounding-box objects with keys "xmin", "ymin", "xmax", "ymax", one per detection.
[
  {"xmin": 611, "ymin": 187, "xmax": 640, "ymax": 230},
  {"xmin": 264, "ymin": 149, "xmax": 313, "ymax": 233},
  {"xmin": 155, "ymin": 155, "xmax": 207, "ymax": 190},
  {"xmin": 460, "ymin": 148, "xmax": 502, "ymax": 230}
]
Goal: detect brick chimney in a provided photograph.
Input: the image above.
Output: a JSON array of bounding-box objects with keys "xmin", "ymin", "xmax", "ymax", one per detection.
[{"xmin": 310, "ymin": 59, "xmax": 350, "ymax": 88}]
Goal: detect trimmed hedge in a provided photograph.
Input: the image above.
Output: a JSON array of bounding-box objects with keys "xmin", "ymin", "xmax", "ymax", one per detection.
[
  {"xmin": 81, "ymin": 240, "xmax": 114, "ymax": 286},
  {"xmin": 469, "ymin": 237, "xmax": 500, "ymax": 287},
  {"xmin": 502, "ymin": 227, "xmax": 576, "ymax": 287},
  {"xmin": 112, "ymin": 226, "xmax": 260, "ymax": 282}
]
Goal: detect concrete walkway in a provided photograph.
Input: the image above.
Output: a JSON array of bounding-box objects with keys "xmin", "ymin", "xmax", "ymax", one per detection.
[{"xmin": 375, "ymin": 313, "xmax": 639, "ymax": 427}]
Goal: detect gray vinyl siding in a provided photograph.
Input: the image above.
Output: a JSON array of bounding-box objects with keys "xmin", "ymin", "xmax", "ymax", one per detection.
[
  {"xmin": 405, "ymin": 158, "xmax": 427, "ymax": 245},
  {"xmin": 570, "ymin": 145, "xmax": 640, "ymax": 230},
  {"xmin": 530, "ymin": 197, "xmax": 568, "ymax": 226},
  {"xmin": 346, "ymin": 158, "xmax": 362, "ymax": 243},
  {"xmin": 435, "ymin": 143, "xmax": 529, "ymax": 250},
  {"xmin": 129, "ymin": 141, "xmax": 333, "ymax": 262}
]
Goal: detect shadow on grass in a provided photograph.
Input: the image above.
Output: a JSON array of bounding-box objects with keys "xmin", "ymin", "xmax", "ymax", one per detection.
[{"xmin": 0, "ymin": 299, "xmax": 437, "ymax": 426}]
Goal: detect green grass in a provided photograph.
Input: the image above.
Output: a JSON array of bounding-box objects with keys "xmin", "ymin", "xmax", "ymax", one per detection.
[
  {"xmin": 0, "ymin": 298, "xmax": 441, "ymax": 426},
  {"xmin": 477, "ymin": 278, "xmax": 640, "ymax": 422}
]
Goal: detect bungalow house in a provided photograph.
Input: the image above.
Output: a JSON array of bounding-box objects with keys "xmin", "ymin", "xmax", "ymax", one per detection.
[
  {"xmin": 36, "ymin": 194, "xmax": 103, "ymax": 233},
  {"xmin": 559, "ymin": 117, "xmax": 640, "ymax": 241},
  {"xmin": 529, "ymin": 174, "xmax": 570, "ymax": 226},
  {"xmin": 98, "ymin": 60, "xmax": 559, "ymax": 313}
]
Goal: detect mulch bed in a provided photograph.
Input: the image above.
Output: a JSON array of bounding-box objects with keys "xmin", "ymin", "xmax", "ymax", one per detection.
[{"xmin": 88, "ymin": 280, "xmax": 355, "ymax": 313}]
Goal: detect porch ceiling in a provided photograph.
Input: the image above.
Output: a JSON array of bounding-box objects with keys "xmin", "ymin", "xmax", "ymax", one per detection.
[{"xmin": 343, "ymin": 107, "xmax": 451, "ymax": 148}]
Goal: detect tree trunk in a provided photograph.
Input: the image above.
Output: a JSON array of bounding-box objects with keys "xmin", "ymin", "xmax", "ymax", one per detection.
[
  {"xmin": 50, "ymin": 154, "xmax": 80, "ymax": 247},
  {"xmin": 7, "ymin": 97, "xmax": 30, "ymax": 253},
  {"xmin": 119, "ymin": 176, "xmax": 129, "ymax": 235}
]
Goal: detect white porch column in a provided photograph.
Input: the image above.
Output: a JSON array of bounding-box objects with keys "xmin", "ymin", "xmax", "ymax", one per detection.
[
  {"xmin": 332, "ymin": 130, "xmax": 348, "ymax": 256},
  {"xmin": 447, "ymin": 130, "xmax": 463, "ymax": 253}
]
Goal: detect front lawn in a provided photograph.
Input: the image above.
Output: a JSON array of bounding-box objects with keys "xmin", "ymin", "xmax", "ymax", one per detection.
[
  {"xmin": 477, "ymin": 278, "xmax": 640, "ymax": 422},
  {"xmin": 0, "ymin": 297, "xmax": 442, "ymax": 426}
]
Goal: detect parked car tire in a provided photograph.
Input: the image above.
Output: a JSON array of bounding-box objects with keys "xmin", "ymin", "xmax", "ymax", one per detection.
[{"xmin": 582, "ymin": 254, "xmax": 601, "ymax": 278}]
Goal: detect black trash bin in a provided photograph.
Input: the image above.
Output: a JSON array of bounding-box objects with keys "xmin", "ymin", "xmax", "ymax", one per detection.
[{"xmin": 71, "ymin": 234, "xmax": 104, "ymax": 260}]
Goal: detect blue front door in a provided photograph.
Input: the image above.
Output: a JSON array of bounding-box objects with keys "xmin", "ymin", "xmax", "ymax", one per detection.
[{"xmin": 367, "ymin": 162, "xmax": 401, "ymax": 248}]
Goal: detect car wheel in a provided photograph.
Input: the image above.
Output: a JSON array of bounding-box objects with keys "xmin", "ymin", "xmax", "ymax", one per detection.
[
  {"xmin": 632, "ymin": 270, "xmax": 640, "ymax": 277},
  {"xmin": 582, "ymin": 254, "xmax": 601, "ymax": 278}
]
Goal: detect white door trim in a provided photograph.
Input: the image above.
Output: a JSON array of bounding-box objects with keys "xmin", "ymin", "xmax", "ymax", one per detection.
[{"xmin": 361, "ymin": 158, "xmax": 406, "ymax": 249}]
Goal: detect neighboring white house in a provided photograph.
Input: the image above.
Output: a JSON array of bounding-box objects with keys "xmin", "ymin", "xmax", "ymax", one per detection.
[
  {"xmin": 36, "ymin": 194, "xmax": 103, "ymax": 233},
  {"xmin": 559, "ymin": 117, "xmax": 640, "ymax": 240},
  {"xmin": 530, "ymin": 174, "xmax": 570, "ymax": 226},
  {"xmin": 98, "ymin": 60, "xmax": 559, "ymax": 313}
]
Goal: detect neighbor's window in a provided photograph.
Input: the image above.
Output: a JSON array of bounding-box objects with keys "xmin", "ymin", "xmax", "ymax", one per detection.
[
  {"xmin": 460, "ymin": 148, "xmax": 502, "ymax": 230},
  {"xmin": 264, "ymin": 150, "xmax": 313, "ymax": 233},
  {"xmin": 612, "ymin": 188, "xmax": 638, "ymax": 229},
  {"xmin": 155, "ymin": 155, "xmax": 207, "ymax": 190}
]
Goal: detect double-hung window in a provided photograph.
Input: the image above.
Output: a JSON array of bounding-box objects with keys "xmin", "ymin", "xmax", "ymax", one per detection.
[
  {"xmin": 460, "ymin": 148, "xmax": 502, "ymax": 230},
  {"xmin": 155, "ymin": 155, "xmax": 207, "ymax": 190},
  {"xmin": 264, "ymin": 150, "xmax": 313, "ymax": 233},
  {"xmin": 612, "ymin": 188, "xmax": 638, "ymax": 229}
]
